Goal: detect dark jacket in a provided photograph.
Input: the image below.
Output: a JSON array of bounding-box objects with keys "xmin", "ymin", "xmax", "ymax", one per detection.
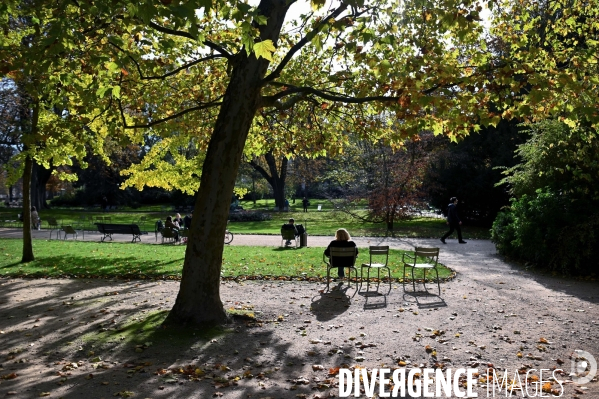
[
  {"xmin": 165, "ymin": 220, "xmax": 180, "ymax": 230},
  {"xmin": 324, "ymin": 240, "xmax": 358, "ymax": 267},
  {"xmin": 281, "ymin": 223, "xmax": 298, "ymax": 235},
  {"xmin": 447, "ymin": 203, "xmax": 460, "ymax": 224}
]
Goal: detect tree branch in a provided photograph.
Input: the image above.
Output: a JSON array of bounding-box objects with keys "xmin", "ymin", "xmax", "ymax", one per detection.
[
  {"xmin": 109, "ymin": 40, "xmax": 225, "ymax": 80},
  {"xmin": 118, "ymin": 98, "xmax": 223, "ymax": 129},
  {"xmin": 261, "ymin": 4, "xmax": 350, "ymax": 85},
  {"xmin": 261, "ymin": 80, "xmax": 454, "ymax": 109},
  {"xmin": 147, "ymin": 21, "xmax": 232, "ymax": 58},
  {"xmin": 248, "ymin": 158, "xmax": 274, "ymax": 184}
]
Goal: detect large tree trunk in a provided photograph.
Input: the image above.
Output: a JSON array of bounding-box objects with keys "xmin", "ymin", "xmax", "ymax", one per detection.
[
  {"xmin": 31, "ymin": 162, "xmax": 53, "ymax": 210},
  {"xmin": 249, "ymin": 152, "xmax": 288, "ymax": 210},
  {"xmin": 21, "ymin": 100, "xmax": 40, "ymax": 263},
  {"xmin": 22, "ymin": 154, "xmax": 34, "ymax": 262},
  {"xmin": 165, "ymin": 0, "xmax": 289, "ymax": 326}
]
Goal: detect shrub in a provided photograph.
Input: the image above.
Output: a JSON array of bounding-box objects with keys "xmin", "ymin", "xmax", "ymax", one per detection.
[
  {"xmin": 491, "ymin": 189, "xmax": 599, "ymax": 275},
  {"xmin": 227, "ymin": 210, "xmax": 272, "ymax": 222},
  {"xmin": 49, "ymin": 192, "xmax": 81, "ymax": 207}
]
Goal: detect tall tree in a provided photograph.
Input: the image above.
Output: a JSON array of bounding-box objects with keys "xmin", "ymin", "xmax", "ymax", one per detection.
[
  {"xmin": 3, "ymin": 0, "xmax": 598, "ymax": 324},
  {"xmin": 1, "ymin": 3, "xmax": 119, "ymax": 261},
  {"xmin": 324, "ymin": 134, "xmax": 436, "ymax": 232}
]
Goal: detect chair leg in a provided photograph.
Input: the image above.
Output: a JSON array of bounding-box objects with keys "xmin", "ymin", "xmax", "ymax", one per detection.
[
  {"xmin": 411, "ymin": 267, "xmax": 416, "ymax": 292},
  {"xmin": 435, "ymin": 269, "xmax": 440, "ymax": 295},
  {"xmin": 423, "ymin": 269, "xmax": 427, "ymax": 290},
  {"xmin": 359, "ymin": 266, "xmax": 364, "ymax": 289}
]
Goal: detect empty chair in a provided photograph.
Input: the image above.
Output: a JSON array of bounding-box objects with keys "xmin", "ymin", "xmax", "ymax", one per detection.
[
  {"xmin": 62, "ymin": 225, "xmax": 78, "ymax": 240},
  {"xmin": 360, "ymin": 246, "xmax": 391, "ymax": 290},
  {"xmin": 323, "ymin": 247, "xmax": 358, "ymax": 290},
  {"xmin": 402, "ymin": 247, "xmax": 441, "ymax": 294},
  {"xmin": 46, "ymin": 217, "xmax": 61, "ymax": 239}
]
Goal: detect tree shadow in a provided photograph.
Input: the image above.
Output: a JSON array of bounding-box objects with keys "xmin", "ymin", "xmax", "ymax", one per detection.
[
  {"xmin": 271, "ymin": 246, "xmax": 302, "ymax": 252},
  {"xmin": 0, "ymin": 279, "xmax": 328, "ymax": 399},
  {"xmin": 0, "ymin": 254, "xmax": 183, "ymax": 278}
]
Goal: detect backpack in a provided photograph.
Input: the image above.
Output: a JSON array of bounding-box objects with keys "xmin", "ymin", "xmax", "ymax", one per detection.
[{"xmin": 296, "ymin": 224, "xmax": 305, "ymax": 235}]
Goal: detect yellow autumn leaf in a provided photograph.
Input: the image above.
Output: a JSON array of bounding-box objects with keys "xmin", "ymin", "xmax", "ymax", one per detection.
[{"xmin": 253, "ymin": 40, "xmax": 276, "ymax": 62}]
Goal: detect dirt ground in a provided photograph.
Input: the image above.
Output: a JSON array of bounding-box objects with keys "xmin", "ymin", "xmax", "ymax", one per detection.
[{"xmin": 0, "ymin": 235, "xmax": 598, "ymax": 399}]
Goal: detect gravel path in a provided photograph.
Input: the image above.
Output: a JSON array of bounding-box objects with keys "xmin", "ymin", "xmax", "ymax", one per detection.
[{"xmin": 0, "ymin": 229, "xmax": 598, "ymax": 398}]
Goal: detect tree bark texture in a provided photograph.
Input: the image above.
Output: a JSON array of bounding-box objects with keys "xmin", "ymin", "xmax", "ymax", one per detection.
[
  {"xmin": 21, "ymin": 154, "xmax": 34, "ymax": 262},
  {"xmin": 21, "ymin": 99, "xmax": 40, "ymax": 263},
  {"xmin": 165, "ymin": 0, "xmax": 290, "ymax": 326},
  {"xmin": 31, "ymin": 162, "xmax": 53, "ymax": 210}
]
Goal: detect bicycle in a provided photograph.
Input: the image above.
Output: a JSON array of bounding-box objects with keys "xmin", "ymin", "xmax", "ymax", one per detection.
[
  {"xmin": 225, "ymin": 229, "xmax": 234, "ymax": 244},
  {"xmin": 224, "ymin": 220, "xmax": 233, "ymax": 244}
]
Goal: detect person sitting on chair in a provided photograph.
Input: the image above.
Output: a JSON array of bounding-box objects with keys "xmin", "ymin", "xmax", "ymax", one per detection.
[
  {"xmin": 281, "ymin": 218, "xmax": 298, "ymax": 246},
  {"xmin": 31, "ymin": 206, "xmax": 41, "ymax": 230},
  {"xmin": 324, "ymin": 228, "xmax": 359, "ymax": 279},
  {"xmin": 165, "ymin": 216, "xmax": 180, "ymax": 242},
  {"xmin": 174, "ymin": 213, "xmax": 184, "ymax": 227}
]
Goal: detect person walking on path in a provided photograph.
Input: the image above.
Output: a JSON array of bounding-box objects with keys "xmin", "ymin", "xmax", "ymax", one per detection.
[
  {"xmin": 302, "ymin": 197, "xmax": 310, "ymax": 212},
  {"xmin": 441, "ymin": 197, "xmax": 466, "ymax": 244},
  {"xmin": 324, "ymin": 228, "xmax": 359, "ymax": 280}
]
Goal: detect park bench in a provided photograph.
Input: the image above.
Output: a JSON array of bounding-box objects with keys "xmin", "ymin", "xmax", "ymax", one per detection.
[{"xmin": 95, "ymin": 223, "xmax": 143, "ymax": 243}]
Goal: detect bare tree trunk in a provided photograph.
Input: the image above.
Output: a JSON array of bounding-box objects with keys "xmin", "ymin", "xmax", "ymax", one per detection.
[
  {"xmin": 31, "ymin": 162, "xmax": 53, "ymax": 210},
  {"xmin": 249, "ymin": 152, "xmax": 288, "ymax": 210},
  {"xmin": 165, "ymin": 0, "xmax": 289, "ymax": 326},
  {"xmin": 21, "ymin": 154, "xmax": 34, "ymax": 262},
  {"xmin": 21, "ymin": 99, "xmax": 39, "ymax": 263}
]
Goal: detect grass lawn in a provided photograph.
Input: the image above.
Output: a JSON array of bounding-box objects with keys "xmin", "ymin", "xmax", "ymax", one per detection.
[
  {"xmin": 0, "ymin": 239, "xmax": 453, "ymax": 281},
  {"xmin": 231, "ymin": 210, "xmax": 491, "ymax": 239},
  {"xmin": 0, "ymin": 200, "xmax": 492, "ymax": 239}
]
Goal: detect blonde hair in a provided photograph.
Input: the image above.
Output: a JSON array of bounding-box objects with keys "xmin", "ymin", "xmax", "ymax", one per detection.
[{"xmin": 335, "ymin": 228, "xmax": 351, "ymax": 241}]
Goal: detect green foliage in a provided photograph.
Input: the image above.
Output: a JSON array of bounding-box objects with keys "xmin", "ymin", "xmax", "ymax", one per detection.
[
  {"xmin": 425, "ymin": 119, "xmax": 526, "ymax": 225},
  {"xmin": 491, "ymin": 189, "xmax": 599, "ymax": 275},
  {"xmin": 499, "ymin": 121, "xmax": 599, "ymax": 199},
  {"xmin": 492, "ymin": 121, "xmax": 599, "ymax": 275},
  {"xmin": 227, "ymin": 210, "xmax": 272, "ymax": 222}
]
